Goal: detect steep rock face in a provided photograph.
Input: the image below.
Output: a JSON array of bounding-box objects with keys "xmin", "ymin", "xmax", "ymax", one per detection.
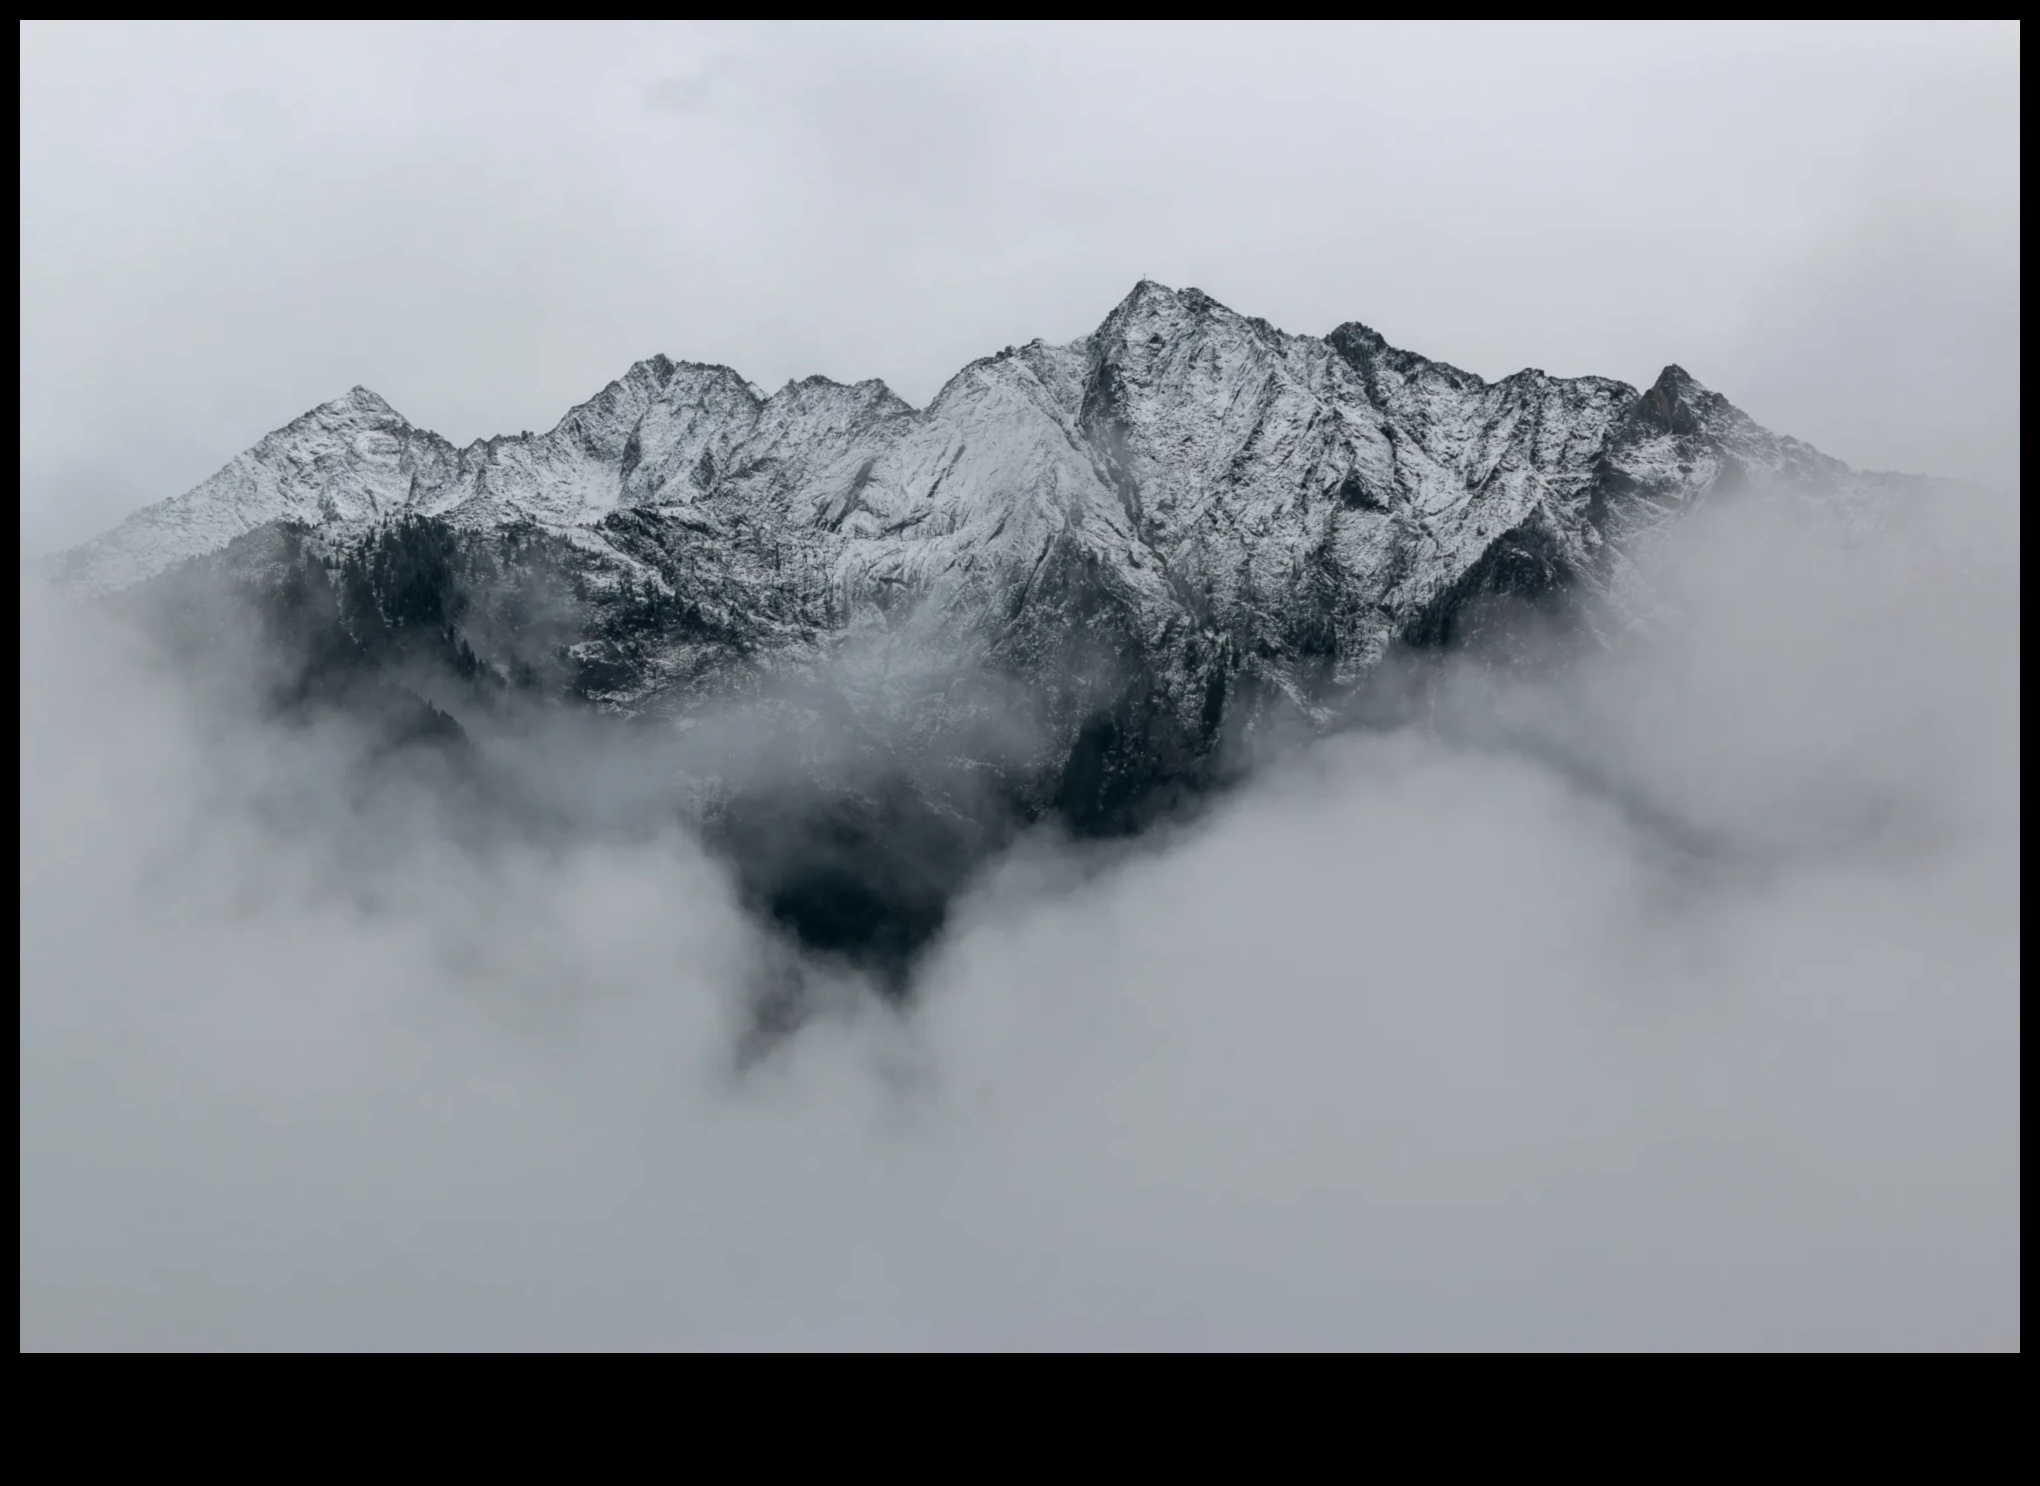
[
  {"xmin": 57, "ymin": 277, "xmax": 1924, "ymax": 750},
  {"xmin": 51, "ymin": 281, "xmax": 1925, "ymax": 976}
]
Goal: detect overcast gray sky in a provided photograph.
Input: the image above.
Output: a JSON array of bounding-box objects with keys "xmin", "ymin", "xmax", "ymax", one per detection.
[
  {"xmin": 19, "ymin": 21, "xmax": 2020, "ymax": 554},
  {"xmin": 19, "ymin": 24, "xmax": 2022, "ymax": 1349}
]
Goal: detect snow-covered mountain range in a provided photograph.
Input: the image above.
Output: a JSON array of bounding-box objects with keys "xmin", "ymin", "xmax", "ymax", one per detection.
[{"xmin": 48, "ymin": 281, "xmax": 1927, "ymax": 976}]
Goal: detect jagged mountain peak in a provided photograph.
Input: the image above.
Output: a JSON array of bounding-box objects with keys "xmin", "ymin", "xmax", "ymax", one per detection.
[
  {"xmin": 1114, "ymin": 275, "xmax": 1183, "ymax": 310},
  {"xmin": 1637, "ymin": 363, "xmax": 1712, "ymax": 435},
  {"xmin": 1099, "ymin": 278, "xmax": 1251, "ymax": 339},
  {"xmin": 54, "ymin": 283, "xmax": 1899, "ymax": 624},
  {"xmin": 1619, "ymin": 362, "xmax": 1789, "ymax": 460},
  {"xmin": 1324, "ymin": 319, "xmax": 1390, "ymax": 354},
  {"xmin": 48, "ymin": 284, "xmax": 1926, "ymax": 975},
  {"xmin": 332, "ymin": 384, "xmax": 403, "ymax": 418},
  {"xmin": 1324, "ymin": 318, "xmax": 1489, "ymax": 395},
  {"xmin": 268, "ymin": 383, "xmax": 413, "ymax": 436},
  {"xmin": 765, "ymin": 373, "xmax": 913, "ymax": 415}
]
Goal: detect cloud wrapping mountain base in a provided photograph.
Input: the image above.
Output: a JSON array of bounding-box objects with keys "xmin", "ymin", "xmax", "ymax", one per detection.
[
  {"xmin": 44, "ymin": 281, "xmax": 1972, "ymax": 980},
  {"xmin": 20, "ymin": 482, "xmax": 2019, "ymax": 1349}
]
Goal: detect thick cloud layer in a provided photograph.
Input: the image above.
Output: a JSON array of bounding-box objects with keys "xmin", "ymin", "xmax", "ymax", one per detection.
[{"xmin": 20, "ymin": 480, "xmax": 2019, "ymax": 1350}]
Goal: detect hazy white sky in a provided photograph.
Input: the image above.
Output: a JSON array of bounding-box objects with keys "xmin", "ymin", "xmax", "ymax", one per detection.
[
  {"xmin": 19, "ymin": 21, "xmax": 2020, "ymax": 553},
  {"xmin": 18, "ymin": 24, "xmax": 2023, "ymax": 1348}
]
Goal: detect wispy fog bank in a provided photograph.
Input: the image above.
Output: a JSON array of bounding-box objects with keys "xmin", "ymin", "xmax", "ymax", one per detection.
[{"xmin": 20, "ymin": 476, "xmax": 2018, "ymax": 1349}]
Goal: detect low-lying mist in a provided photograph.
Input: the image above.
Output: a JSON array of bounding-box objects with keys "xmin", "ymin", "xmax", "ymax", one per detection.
[{"xmin": 20, "ymin": 481, "xmax": 2020, "ymax": 1349}]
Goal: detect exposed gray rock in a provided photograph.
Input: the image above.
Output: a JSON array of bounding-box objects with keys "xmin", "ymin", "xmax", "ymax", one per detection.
[{"xmin": 48, "ymin": 281, "xmax": 1933, "ymax": 982}]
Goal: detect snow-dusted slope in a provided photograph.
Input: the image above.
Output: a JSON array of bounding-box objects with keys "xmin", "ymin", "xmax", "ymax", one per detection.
[
  {"xmin": 51, "ymin": 280, "xmax": 1941, "ymax": 973},
  {"xmin": 56, "ymin": 279, "xmax": 1913, "ymax": 739}
]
